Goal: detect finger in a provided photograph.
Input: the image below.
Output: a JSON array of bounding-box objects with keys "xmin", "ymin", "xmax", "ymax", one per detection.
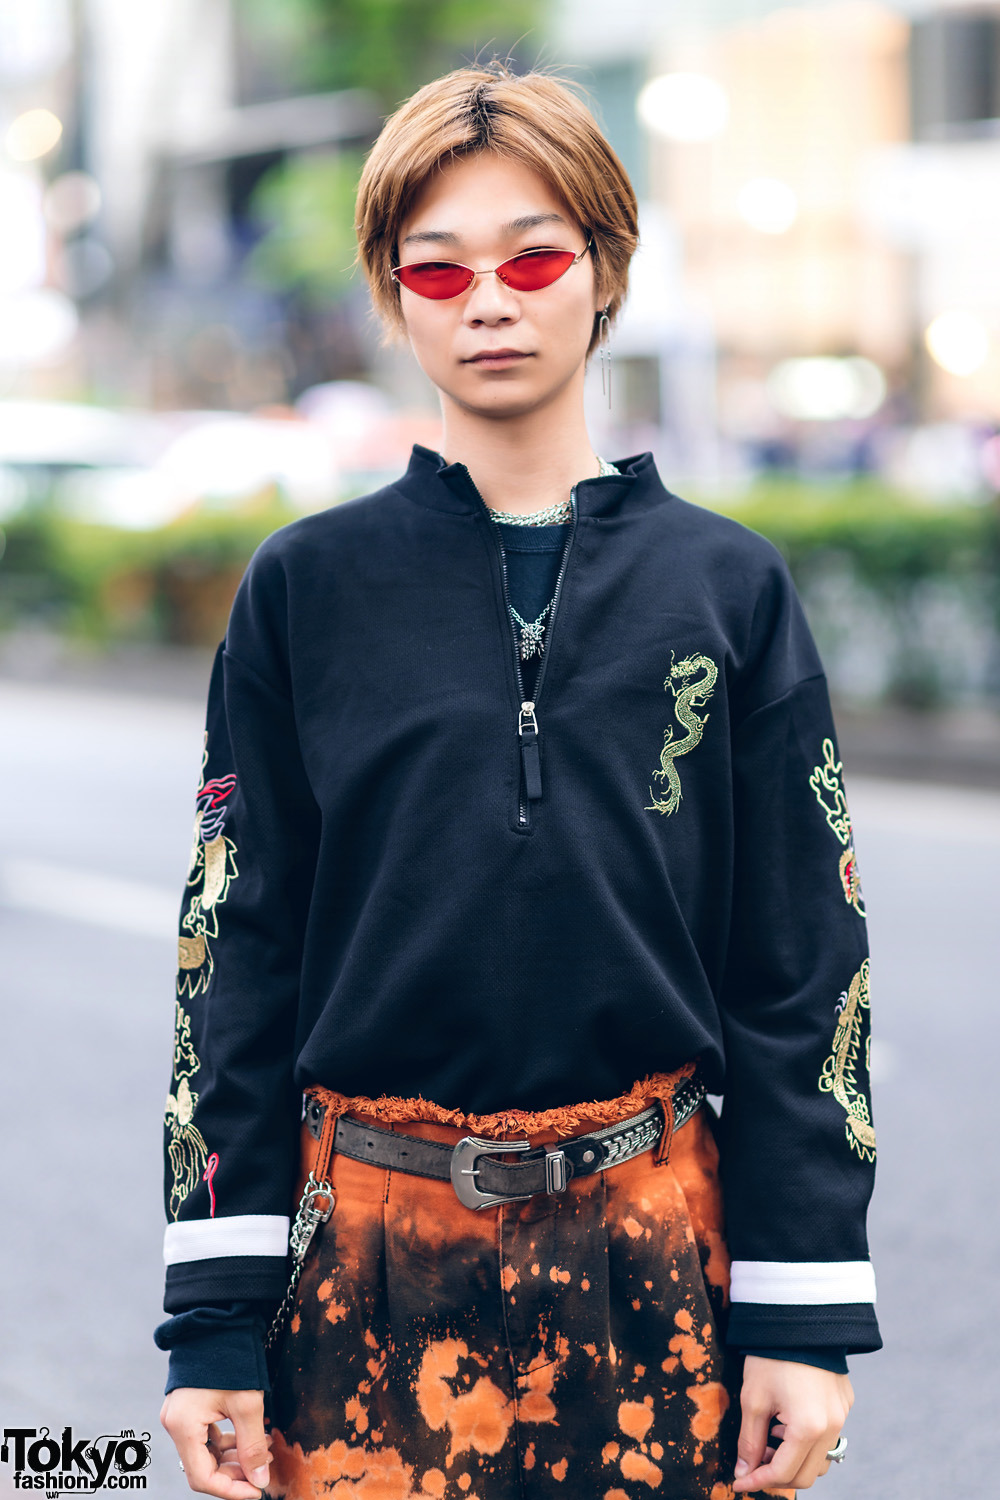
[
  {"xmin": 790, "ymin": 1435, "xmax": 836, "ymax": 1489},
  {"xmin": 175, "ymin": 1426, "xmax": 266, "ymax": 1499},
  {"xmin": 734, "ymin": 1400, "xmax": 773, "ymax": 1487},
  {"xmin": 734, "ymin": 1427, "xmax": 827, "ymax": 1493},
  {"xmin": 229, "ymin": 1394, "xmax": 272, "ymax": 1491},
  {"xmin": 217, "ymin": 1439, "xmax": 272, "ymax": 1480},
  {"xmin": 216, "ymin": 1432, "xmax": 273, "ymax": 1461},
  {"xmin": 218, "ymin": 1431, "xmax": 274, "ymax": 1448}
]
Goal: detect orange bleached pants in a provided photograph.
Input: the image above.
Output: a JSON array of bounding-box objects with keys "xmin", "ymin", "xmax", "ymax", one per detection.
[{"xmin": 263, "ymin": 1067, "xmax": 792, "ymax": 1500}]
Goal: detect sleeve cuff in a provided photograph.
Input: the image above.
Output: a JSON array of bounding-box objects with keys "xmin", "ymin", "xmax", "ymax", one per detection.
[
  {"xmin": 742, "ymin": 1347, "xmax": 849, "ymax": 1375},
  {"xmin": 164, "ymin": 1256, "xmax": 290, "ymax": 1311},
  {"xmin": 726, "ymin": 1301, "xmax": 882, "ymax": 1354},
  {"xmin": 155, "ymin": 1304, "xmax": 275, "ymax": 1395}
]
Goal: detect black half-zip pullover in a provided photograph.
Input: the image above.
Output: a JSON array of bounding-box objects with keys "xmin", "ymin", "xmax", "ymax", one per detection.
[{"xmin": 161, "ymin": 444, "xmax": 879, "ymax": 1354}]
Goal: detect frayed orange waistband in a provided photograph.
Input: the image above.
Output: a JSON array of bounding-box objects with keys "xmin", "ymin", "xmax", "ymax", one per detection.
[{"xmin": 304, "ymin": 1061, "xmax": 696, "ymax": 1140}]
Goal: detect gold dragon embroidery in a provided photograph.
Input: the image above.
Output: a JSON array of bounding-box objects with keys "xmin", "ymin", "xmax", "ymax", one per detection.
[
  {"xmin": 177, "ymin": 734, "xmax": 239, "ymax": 998},
  {"xmin": 164, "ymin": 1000, "xmax": 209, "ymax": 1219},
  {"xmin": 809, "ymin": 737, "xmax": 866, "ymax": 916},
  {"xmin": 819, "ymin": 959, "xmax": 876, "ymax": 1163},
  {"xmin": 645, "ymin": 653, "xmax": 718, "ymax": 816}
]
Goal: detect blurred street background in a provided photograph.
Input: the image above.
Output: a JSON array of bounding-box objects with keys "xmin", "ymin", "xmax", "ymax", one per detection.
[{"xmin": 1, "ymin": 0, "xmax": 999, "ymax": 1496}]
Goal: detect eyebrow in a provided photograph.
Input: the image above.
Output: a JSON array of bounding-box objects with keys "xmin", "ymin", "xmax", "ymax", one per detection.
[{"xmin": 401, "ymin": 212, "xmax": 568, "ymax": 247}]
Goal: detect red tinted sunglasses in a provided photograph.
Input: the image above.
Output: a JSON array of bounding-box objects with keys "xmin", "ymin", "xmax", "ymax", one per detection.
[{"xmin": 391, "ymin": 240, "xmax": 592, "ymax": 301}]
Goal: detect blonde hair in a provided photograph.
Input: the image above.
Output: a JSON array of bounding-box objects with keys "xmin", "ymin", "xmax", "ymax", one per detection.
[{"xmin": 355, "ymin": 63, "xmax": 639, "ymax": 356}]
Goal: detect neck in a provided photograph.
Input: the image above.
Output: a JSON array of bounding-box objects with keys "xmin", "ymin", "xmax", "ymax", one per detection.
[{"xmin": 439, "ymin": 382, "xmax": 599, "ymax": 516}]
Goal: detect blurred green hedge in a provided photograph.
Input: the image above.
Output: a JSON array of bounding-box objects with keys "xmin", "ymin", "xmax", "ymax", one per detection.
[
  {"xmin": 704, "ymin": 481, "xmax": 1000, "ymax": 708},
  {"xmin": 0, "ymin": 493, "xmax": 295, "ymax": 645},
  {"xmin": 705, "ymin": 480, "xmax": 1000, "ymax": 592},
  {"xmin": 2, "ymin": 480, "xmax": 998, "ymax": 704}
]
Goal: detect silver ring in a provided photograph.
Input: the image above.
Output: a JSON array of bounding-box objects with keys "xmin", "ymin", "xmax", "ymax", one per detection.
[
  {"xmin": 826, "ymin": 1435, "xmax": 848, "ymax": 1463},
  {"xmin": 179, "ymin": 1458, "xmax": 186, "ymax": 1471}
]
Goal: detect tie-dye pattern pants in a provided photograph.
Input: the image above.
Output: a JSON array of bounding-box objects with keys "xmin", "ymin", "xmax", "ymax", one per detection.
[{"xmin": 263, "ymin": 1069, "xmax": 791, "ymax": 1500}]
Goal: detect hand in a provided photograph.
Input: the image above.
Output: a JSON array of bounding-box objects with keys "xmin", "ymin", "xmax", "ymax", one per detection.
[
  {"xmin": 160, "ymin": 1388, "xmax": 273, "ymax": 1498},
  {"xmin": 733, "ymin": 1356, "xmax": 853, "ymax": 1492}
]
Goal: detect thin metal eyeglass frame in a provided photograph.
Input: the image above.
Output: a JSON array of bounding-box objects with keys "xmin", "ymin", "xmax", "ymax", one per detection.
[{"xmin": 390, "ymin": 238, "xmax": 593, "ymax": 301}]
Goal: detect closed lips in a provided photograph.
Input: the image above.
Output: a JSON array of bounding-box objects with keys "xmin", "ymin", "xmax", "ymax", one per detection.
[{"xmin": 466, "ymin": 350, "xmax": 530, "ymax": 362}]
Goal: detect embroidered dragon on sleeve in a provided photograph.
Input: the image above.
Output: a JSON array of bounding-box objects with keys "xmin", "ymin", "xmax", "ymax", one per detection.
[
  {"xmin": 166, "ymin": 732, "xmax": 239, "ymax": 1218},
  {"xmin": 819, "ymin": 959, "xmax": 876, "ymax": 1163},
  {"xmin": 809, "ymin": 737, "xmax": 865, "ymax": 916},
  {"xmin": 177, "ymin": 734, "xmax": 239, "ymax": 998},
  {"xmin": 164, "ymin": 1000, "xmax": 209, "ymax": 1219}
]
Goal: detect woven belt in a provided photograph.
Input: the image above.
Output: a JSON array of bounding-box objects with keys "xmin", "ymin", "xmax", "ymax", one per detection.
[{"xmin": 304, "ymin": 1072, "xmax": 706, "ymax": 1211}]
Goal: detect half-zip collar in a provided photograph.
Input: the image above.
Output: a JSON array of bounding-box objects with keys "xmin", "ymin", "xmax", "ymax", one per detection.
[{"xmin": 394, "ymin": 444, "xmax": 669, "ymax": 521}]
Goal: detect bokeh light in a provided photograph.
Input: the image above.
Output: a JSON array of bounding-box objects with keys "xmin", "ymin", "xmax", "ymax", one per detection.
[
  {"xmin": 637, "ymin": 73, "xmax": 730, "ymax": 142},
  {"xmin": 43, "ymin": 171, "xmax": 102, "ymax": 234},
  {"xmin": 0, "ymin": 170, "xmax": 46, "ymax": 293},
  {"xmin": 766, "ymin": 356, "xmax": 887, "ymax": 421},
  {"xmin": 924, "ymin": 311, "xmax": 991, "ymax": 377},
  {"xmin": 4, "ymin": 106, "xmax": 63, "ymax": 162},
  {"xmin": 157, "ymin": 415, "xmax": 338, "ymax": 508},
  {"xmin": 0, "ymin": 288, "xmax": 78, "ymax": 364},
  {"xmin": 737, "ymin": 177, "xmax": 798, "ymax": 235}
]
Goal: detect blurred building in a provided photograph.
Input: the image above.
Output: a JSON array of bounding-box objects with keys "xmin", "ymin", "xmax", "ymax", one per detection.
[
  {"xmin": 863, "ymin": 4, "xmax": 1000, "ymax": 420},
  {"xmin": 1, "ymin": 0, "xmax": 381, "ymax": 410},
  {"xmin": 555, "ymin": 0, "xmax": 1000, "ymax": 482},
  {"xmin": 2, "ymin": 0, "xmax": 1000, "ymax": 473}
]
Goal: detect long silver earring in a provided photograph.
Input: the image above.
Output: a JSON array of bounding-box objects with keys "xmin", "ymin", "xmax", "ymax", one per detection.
[{"xmin": 598, "ymin": 309, "xmax": 612, "ymax": 409}]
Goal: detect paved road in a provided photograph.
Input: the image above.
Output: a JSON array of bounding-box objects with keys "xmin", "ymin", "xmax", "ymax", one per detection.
[{"xmin": 1, "ymin": 679, "xmax": 997, "ymax": 1499}]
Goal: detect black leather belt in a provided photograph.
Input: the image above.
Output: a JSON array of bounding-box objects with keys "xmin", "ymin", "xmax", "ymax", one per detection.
[{"xmin": 304, "ymin": 1073, "xmax": 706, "ymax": 1211}]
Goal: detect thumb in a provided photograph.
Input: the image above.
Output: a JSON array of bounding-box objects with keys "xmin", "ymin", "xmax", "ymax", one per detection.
[{"xmin": 227, "ymin": 1392, "xmax": 271, "ymax": 1490}]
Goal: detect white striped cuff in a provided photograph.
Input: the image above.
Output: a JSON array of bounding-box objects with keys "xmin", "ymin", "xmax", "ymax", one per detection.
[
  {"xmin": 730, "ymin": 1260, "xmax": 876, "ymax": 1306},
  {"xmin": 163, "ymin": 1215, "xmax": 290, "ymax": 1266}
]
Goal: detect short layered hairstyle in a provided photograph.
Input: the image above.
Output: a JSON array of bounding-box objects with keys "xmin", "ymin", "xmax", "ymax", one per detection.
[{"xmin": 355, "ymin": 63, "xmax": 639, "ymax": 355}]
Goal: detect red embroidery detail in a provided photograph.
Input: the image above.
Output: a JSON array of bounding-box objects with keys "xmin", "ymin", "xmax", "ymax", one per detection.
[
  {"xmin": 199, "ymin": 775, "xmax": 237, "ymax": 809},
  {"xmin": 197, "ymin": 775, "xmax": 237, "ymax": 841},
  {"xmin": 203, "ymin": 1152, "xmax": 220, "ymax": 1217}
]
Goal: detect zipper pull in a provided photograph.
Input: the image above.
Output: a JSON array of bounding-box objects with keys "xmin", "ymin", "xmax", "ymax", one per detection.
[{"xmin": 518, "ymin": 701, "xmax": 543, "ymax": 801}]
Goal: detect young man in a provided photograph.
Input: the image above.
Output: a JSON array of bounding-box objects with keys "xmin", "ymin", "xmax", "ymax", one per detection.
[{"xmin": 158, "ymin": 64, "xmax": 878, "ymax": 1500}]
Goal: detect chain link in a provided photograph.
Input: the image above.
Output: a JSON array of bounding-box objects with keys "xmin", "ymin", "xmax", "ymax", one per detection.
[{"xmin": 265, "ymin": 1171, "xmax": 334, "ymax": 1353}]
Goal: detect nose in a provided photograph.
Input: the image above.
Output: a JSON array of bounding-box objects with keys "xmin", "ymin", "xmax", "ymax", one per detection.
[{"xmin": 461, "ymin": 268, "xmax": 520, "ymax": 326}]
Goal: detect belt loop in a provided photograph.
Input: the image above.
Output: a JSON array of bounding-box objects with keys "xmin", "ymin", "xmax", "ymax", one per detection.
[
  {"xmin": 308, "ymin": 1090, "xmax": 339, "ymax": 1185},
  {"xmin": 652, "ymin": 1092, "xmax": 675, "ymax": 1168}
]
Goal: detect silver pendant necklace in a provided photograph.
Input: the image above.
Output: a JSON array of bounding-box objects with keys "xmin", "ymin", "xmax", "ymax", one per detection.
[
  {"xmin": 510, "ymin": 600, "xmax": 552, "ymax": 660},
  {"xmin": 496, "ymin": 456, "xmax": 619, "ymax": 659}
]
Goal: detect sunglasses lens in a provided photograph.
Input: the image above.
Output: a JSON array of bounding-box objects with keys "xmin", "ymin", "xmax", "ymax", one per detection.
[
  {"xmin": 497, "ymin": 249, "xmax": 578, "ymax": 291},
  {"xmin": 394, "ymin": 262, "xmax": 473, "ymax": 299}
]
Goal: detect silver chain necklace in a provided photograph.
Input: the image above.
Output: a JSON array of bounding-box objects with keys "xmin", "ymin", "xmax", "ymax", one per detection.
[
  {"xmin": 494, "ymin": 457, "xmax": 620, "ymax": 660},
  {"xmin": 487, "ymin": 455, "xmax": 619, "ymax": 526}
]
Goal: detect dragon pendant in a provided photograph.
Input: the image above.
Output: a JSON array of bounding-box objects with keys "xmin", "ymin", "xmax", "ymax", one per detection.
[{"xmin": 645, "ymin": 653, "xmax": 719, "ymax": 816}]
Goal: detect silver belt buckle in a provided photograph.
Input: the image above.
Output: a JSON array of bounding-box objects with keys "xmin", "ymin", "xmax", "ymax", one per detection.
[{"xmin": 451, "ymin": 1134, "xmax": 564, "ymax": 1210}]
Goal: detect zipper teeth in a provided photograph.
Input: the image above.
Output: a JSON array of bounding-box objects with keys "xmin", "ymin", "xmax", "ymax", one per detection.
[
  {"xmin": 526, "ymin": 484, "xmax": 577, "ymax": 709},
  {"xmin": 461, "ymin": 467, "xmax": 528, "ymax": 703},
  {"xmin": 459, "ymin": 464, "xmax": 579, "ymax": 826},
  {"xmin": 459, "ymin": 465, "xmax": 529, "ymax": 823},
  {"xmin": 498, "ymin": 542, "xmax": 527, "ymax": 705}
]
